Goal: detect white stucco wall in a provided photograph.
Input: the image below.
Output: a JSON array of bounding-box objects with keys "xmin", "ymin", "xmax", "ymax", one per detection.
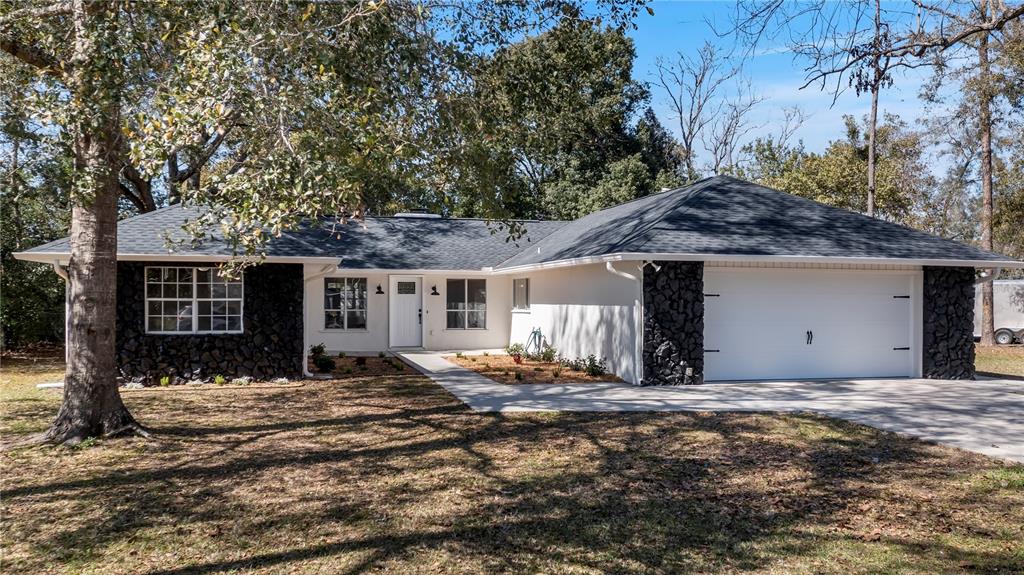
[
  {"xmin": 507, "ymin": 263, "xmax": 642, "ymax": 384},
  {"xmin": 303, "ymin": 265, "xmax": 512, "ymax": 354}
]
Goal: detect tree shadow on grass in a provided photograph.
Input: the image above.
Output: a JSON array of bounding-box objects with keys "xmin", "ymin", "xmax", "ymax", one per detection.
[{"xmin": 4, "ymin": 376, "xmax": 1023, "ymax": 574}]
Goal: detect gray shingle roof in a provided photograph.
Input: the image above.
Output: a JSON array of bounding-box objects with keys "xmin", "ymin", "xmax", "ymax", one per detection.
[
  {"xmin": 21, "ymin": 204, "xmax": 567, "ymax": 270},
  {"xmin": 495, "ymin": 175, "xmax": 1018, "ymax": 268},
  {"xmin": 21, "ymin": 175, "xmax": 1021, "ymax": 269}
]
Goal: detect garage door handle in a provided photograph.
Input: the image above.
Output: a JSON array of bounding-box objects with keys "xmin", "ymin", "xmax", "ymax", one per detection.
[{"xmin": 806, "ymin": 330, "xmax": 813, "ymax": 345}]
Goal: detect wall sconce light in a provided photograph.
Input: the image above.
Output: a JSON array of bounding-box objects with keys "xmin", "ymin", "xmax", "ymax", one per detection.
[
  {"xmin": 375, "ymin": 284, "xmax": 384, "ymax": 295},
  {"xmin": 430, "ymin": 285, "xmax": 440, "ymax": 296}
]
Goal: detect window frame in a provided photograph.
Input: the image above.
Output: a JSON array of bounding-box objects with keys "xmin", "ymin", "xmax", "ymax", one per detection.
[
  {"xmin": 144, "ymin": 266, "xmax": 244, "ymax": 335},
  {"xmin": 446, "ymin": 278, "xmax": 487, "ymax": 330},
  {"xmin": 323, "ymin": 277, "xmax": 369, "ymax": 331},
  {"xmin": 512, "ymin": 278, "xmax": 530, "ymax": 311}
]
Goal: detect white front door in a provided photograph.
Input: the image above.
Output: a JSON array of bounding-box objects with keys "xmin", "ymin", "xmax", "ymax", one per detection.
[
  {"xmin": 703, "ymin": 268, "xmax": 916, "ymax": 381},
  {"xmin": 389, "ymin": 276, "xmax": 422, "ymax": 348}
]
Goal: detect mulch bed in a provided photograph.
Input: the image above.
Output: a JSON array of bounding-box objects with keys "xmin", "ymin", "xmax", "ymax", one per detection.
[
  {"xmin": 445, "ymin": 354, "xmax": 622, "ymax": 385},
  {"xmin": 308, "ymin": 355, "xmax": 413, "ymax": 379}
]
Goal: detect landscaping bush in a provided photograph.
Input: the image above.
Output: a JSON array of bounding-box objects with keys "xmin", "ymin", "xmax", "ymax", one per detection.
[
  {"xmin": 584, "ymin": 354, "xmax": 607, "ymax": 377},
  {"xmin": 378, "ymin": 351, "xmax": 386, "ymax": 358},
  {"xmin": 505, "ymin": 343, "xmax": 525, "ymax": 356},
  {"xmin": 159, "ymin": 375, "xmax": 170, "ymax": 387},
  {"xmin": 337, "ymin": 351, "xmax": 347, "ymax": 359},
  {"xmin": 539, "ymin": 343, "xmax": 557, "ymax": 362},
  {"xmin": 214, "ymin": 375, "xmax": 226, "ymax": 386},
  {"xmin": 514, "ymin": 371, "xmax": 523, "ymax": 381},
  {"xmin": 313, "ymin": 355, "xmax": 336, "ymax": 373},
  {"xmin": 309, "ymin": 343, "xmax": 327, "ymax": 359}
]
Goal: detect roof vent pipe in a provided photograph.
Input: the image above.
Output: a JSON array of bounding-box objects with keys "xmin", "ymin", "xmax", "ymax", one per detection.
[{"xmin": 394, "ymin": 209, "xmax": 441, "ymax": 219}]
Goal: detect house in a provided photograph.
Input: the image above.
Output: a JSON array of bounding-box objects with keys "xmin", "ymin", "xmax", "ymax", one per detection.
[{"xmin": 16, "ymin": 175, "xmax": 1024, "ymax": 384}]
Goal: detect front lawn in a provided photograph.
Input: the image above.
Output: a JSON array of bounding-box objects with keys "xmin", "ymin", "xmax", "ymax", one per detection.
[
  {"xmin": 2, "ymin": 353, "xmax": 1023, "ymax": 574},
  {"xmin": 976, "ymin": 344, "xmax": 1024, "ymax": 378}
]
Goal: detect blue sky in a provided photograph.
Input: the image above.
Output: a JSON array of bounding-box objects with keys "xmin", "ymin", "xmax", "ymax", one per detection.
[{"xmin": 628, "ymin": 1, "xmax": 934, "ymax": 160}]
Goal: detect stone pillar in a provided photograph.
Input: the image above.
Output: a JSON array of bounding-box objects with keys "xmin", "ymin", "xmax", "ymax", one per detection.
[
  {"xmin": 922, "ymin": 266, "xmax": 976, "ymax": 380},
  {"xmin": 642, "ymin": 261, "xmax": 704, "ymax": 385}
]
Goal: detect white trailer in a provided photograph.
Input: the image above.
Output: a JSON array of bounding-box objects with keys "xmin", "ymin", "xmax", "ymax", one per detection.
[{"xmin": 975, "ymin": 280, "xmax": 1024, "ymax": 344}]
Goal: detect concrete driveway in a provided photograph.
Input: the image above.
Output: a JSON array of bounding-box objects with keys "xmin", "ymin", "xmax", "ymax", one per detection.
[{"xmin": 399, "ymin": 352, "xmax": 1024, "ymax": 463}]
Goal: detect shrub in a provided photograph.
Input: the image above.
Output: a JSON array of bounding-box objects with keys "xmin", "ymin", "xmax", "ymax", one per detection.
[
  {"xmin": 313, "ymin": 355, "xmax": 336, "ymax": 373},
  {"xmin": 343, "ymin": 367, "xmax": 353, "ymax": 374},
  {"xmin": 159, "ymin": 375, "xmax": 171, "ymax": 387},
  {"xmin": 539, "ymin": 343, "xmax": 557, "ymax": 363},
  {"xmin": 309, "ymin": 343, "xmax": 327, "ymax": 359},
  {"xmin": 482, "ymin": 351, "xmax": 490, "ymax": 357},
  {"xmin": 505, "ymin": 343, "xmax": 525, "ymax": 356},
  {"xmin": 354, "ymin": 356, "xmax": 367, "ymax": 366},
  {"xmin": 337, "ymin": 351, "xmax": 347, "ymax": 359},
  {"xmin": 378, "ymin": 351, "xmax": 386, "ymax": 358},
  {"xmin": 455, "ymin": 351, "xmax": 464, "ymax": 359},
  {"xmin": 213, "ymin": 375, "xmax": 226, "ymax": 386},
  {"xmin": 514, "ymin": 371, "xmax": 523, "ymax": 381},
  {"xmin": 584, "ymin": 354, "xmax": 607, "ymax": 377},
  {"xmin": 394, "ymin": 361, "xmax": 405, "ymax": 370},
  {"xmin": 552, "ymin": 367, "xmax": 562, "ymax": 378}
]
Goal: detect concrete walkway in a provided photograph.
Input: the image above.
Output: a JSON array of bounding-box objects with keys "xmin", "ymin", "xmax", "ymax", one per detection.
[{"xmin": 398, "ymin": 351, "xmax": 1024, "ymax": 463}]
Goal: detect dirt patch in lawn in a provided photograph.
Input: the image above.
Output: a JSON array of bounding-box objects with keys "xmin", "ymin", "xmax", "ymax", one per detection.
[
  {"xmin": 976, "ymin": 344, "xmax": 1024, "ymax": 378},
  {"xmin": 3, "ymin": 350, "xmax": 1024, "ymax": 574},
  {"xmin": 445, "ymin": 354, "xmax": 622, "ymax": 384}
]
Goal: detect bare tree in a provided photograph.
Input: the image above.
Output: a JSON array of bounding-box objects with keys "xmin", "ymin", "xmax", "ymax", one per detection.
[
  {"xmin": 654, "ymin": 42, "xmax": 740, "ymax": 180},
  {"xmin": 702, "ymin": 81, "xmax": 765, "ymax": 174}
]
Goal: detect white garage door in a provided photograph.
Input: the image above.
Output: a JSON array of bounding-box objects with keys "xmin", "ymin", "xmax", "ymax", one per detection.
[{"xmin": 703, "ymin": 268, "xmax": 916, "ymax": 381}]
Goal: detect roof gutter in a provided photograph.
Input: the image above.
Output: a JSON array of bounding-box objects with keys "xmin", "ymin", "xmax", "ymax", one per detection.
[
  {"xmin": 491, "ymin": 252, "xmax": 1024, "ymax": 274},
  {"xmin": 14, "ymin": 251, "xmax": 342, "ymax": 266}
]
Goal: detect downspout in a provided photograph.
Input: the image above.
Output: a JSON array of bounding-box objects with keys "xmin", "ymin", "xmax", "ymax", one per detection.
[
  {"xmin": 52, "ymin": 260, "xmax": 69, "ymax": 365},
  {"xmin": 606, "ymin": 262, "xmax": 644, "ymax": 384},
  {"xmin": 302, "ymin": 262, "xmax": 341, "ymax": 378}
]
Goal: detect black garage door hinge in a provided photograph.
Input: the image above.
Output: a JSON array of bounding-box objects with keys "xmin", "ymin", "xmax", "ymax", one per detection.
[
  {"xmin": 893, "ymin": 295, "xmax": 910, "ymax": 299},
  {"xmin": 704, "ymin": 293, "xmax": 720, "ymax": 297},
  {"xmin": 893, "ymin": 346, "xmax": 910, "ymax": 351},
  {"xmin": 704, "ymin": 349, "xmax": 720, "ymax": 353}
]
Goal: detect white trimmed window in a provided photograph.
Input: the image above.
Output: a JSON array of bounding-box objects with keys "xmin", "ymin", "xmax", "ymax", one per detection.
[
  {"xmin": 512, "ymin": 278, "xmax": 530, "ymax": 310},
  {"xmin": 446, "ymin": 279, "xmax": 486, "ymax": 329},
  {"xmin": 145, "ymin": 266, "xmax": 243, "ymax": 334},
  {"xmin": 324, "ymin": 277, "xmax": 367, "ymax": 330}
]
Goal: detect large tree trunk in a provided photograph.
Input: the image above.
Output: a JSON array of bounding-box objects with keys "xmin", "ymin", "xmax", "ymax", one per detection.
[
  {"xmin": 978, "ymin": 4, "xmax": 996, "ymax": 347},
  {"xmin": 44, "ymin": 0, "xmax": 144, "ymax": 445}
]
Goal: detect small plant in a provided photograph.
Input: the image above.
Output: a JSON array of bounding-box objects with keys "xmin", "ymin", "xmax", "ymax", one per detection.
[
  {"xmin": 313, "ymin": 355, "xmax": 336, "ymax": 373},
  {"xmin": 393, "ymin": 360, "xmax": 405, "ymax": 370},
  {"xmin": 505, "ymin": 343, "xmax": 525, "ymax": 356},
  {"xmin": 378, "ymin": 351, "xmax": 386, "ymax": 358},
  {"xmin": 539, "ymin": 343, "xmax": 557, "ymax": 363},
  {"xmin": 159, "ymin": 375, "xmax": 171, "ymax": 387},
  {"xmin": 514, "ymin": 371, "xmax": 523, "ymax": 381},
  {"xmin": 584, "ymin": 354, "xmax": 607, "ymax": 377},
  {"xmin": 482, "ymin": 351, "xmax": 490, "ymax": 357},
  {"xmin": 343, "ymin": 367, "xmax": 353, "ymax": 374},
  {"xmin": 552, "ymin": 367, "xmax": 562, "ymax": 378},
  {"xmin": 337, "ymin": 351, "xmax": 347, "ymax": 359},
  {"xmin": 213, "ymin": 374, "xmax": 226, "ymax": 386},
  {"xmin": 533, "ymin": 367, "xmax": 543, "ymax": 372},
  {"xmin": 355, "ymin": 356, "xmax": 367, "ymax": 366},
  {"xmin": 309, "ymin": 343, "xmax": 327, "ymax": 359},
  {"xmin": 455, "ymin": 351, "xmax": 464, "ymax": 359}
]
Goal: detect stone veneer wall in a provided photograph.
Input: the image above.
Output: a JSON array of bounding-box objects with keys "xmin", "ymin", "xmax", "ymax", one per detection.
[
  {"xmin": 922, "ymin": 266, "xmax": 976, "ymax": 380},
  {"xmin": 642, "ymin": 261, "xmax": 704, "ymax": 385},
  {"xmin": 116, "ymin": 262, "xmax": 304, "ymax": 382}
]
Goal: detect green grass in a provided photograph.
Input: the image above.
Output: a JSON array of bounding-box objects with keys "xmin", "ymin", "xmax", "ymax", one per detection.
[{"xmin": 2, "ymin": 351, "xmax": 1023, "ymax": 574}]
